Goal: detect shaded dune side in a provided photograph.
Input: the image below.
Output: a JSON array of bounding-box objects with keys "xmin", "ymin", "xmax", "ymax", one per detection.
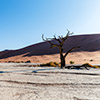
[{"xmin": 0, "ymin": 34, "xmax": 100, "ymax": 59}]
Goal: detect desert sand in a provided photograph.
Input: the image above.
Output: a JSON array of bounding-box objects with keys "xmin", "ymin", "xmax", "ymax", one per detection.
[
  {"xmin": 0, "ymin": 51, "xmax": 100, "ymax": 64},
  {"xmin": 1, "ymin": 34, "xmax": 100, "ymax": 64},
  {"xmin": 0, "ymin": 63, "xmax": 100, "ymax": 100},
  {"xmin": 0, "ymin": 34, "xmax": 100, "ymax": 100}
]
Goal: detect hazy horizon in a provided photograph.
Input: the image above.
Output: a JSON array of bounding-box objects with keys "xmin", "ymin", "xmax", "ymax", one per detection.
[{"xmin": 1, "ymin": 0, "xmax": 100, "ymax": 51}]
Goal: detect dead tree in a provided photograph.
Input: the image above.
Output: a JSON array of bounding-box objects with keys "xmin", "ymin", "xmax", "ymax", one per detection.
[{"xmin": 42, "ymin": 30, "xmax": 80, "ymax": 68}]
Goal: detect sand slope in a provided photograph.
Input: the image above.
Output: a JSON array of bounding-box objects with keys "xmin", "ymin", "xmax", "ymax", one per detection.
[
  {"xmin": 1, "ymin": 34, "xmax": 100, "ymax": 64},
  {"xmin": 0, "ymin": 51, "xmax": 100, "ymax": 64}
]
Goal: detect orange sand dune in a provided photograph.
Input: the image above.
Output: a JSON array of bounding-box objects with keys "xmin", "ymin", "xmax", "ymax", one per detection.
[
  {"xmin": 0, "ymin": 51, "xmax": 100, "ymax": 64},
  {"xmin": 0, "ymin": 34, "xmax": 100, "ymax": 64}
]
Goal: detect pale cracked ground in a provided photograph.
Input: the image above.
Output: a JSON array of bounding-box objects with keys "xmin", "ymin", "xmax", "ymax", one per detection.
[{"xmin": 0, "ymin": 63, "xmax": 100, "ymax": 100}]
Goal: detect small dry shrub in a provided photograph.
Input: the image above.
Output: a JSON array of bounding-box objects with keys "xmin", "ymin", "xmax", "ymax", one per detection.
[
  {"xmin": 8, "ymin": 61, "xmax": 12, "ymax": 63},
  {"xmin": 16, "ymin": 61, "xmax": 21, "ymax": 63},
  {"xmin": 70, "ymin": 61, "xmax": 74, "ymax": 64},
  {"xmin": 90, "ymin": 59, "xmax": 93, "ymax": 62},
  {"xmin": 82, "ymin": 63, "xmax": 93, "ymax": 67},
  {"xmin": 7, "ymin": 61, "xmax": 15, "ymax": 63},
  {"xmin": 93, "ymin": 65, "xmax": 99, "ymax": 68},
  {"xmin": 20, "ymin": 61, "xmax": 24, "ymax": 63},
  {"xmin": 25, "ymin": 60, "xmax": 31, "ymax": 63},
  {"xmin": 82, "ymin": 63, "xmax": 99, "ymax": 68},
  {"xmin": 40, "ymin": 62, "xmax": 60, "ymax": 67}
]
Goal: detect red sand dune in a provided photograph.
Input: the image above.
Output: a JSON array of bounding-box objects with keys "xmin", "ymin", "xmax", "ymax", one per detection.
[{"xmin": 0, "ymin": 34, "xmax": 100, "ymax": 64}]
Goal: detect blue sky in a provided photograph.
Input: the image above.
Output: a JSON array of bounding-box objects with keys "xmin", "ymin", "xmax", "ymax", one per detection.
[{"xmin": 0, "ymin": 0, "xmax": 100, "ymax": 51}]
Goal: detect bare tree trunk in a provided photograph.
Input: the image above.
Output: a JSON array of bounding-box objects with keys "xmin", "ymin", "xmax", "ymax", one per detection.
[
  {"xmin": 60, "ymin": 48, "xmax": 65, "ymax": 68},
  {"xmin": 60, "ymin": 54, "xmax": 65, "ymax": 68},
  {"xmin": 42, "ymin": 31, "xmax": 80, "ymax": 69}
]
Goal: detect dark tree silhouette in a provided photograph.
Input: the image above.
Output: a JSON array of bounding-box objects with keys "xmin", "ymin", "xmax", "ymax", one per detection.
[{"xmin": 42, "ymin": 30, "xmax": 80, "ymax": 68}]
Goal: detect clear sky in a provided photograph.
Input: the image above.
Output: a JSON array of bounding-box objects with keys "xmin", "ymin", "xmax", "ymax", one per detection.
[{"xmin": 0, "ymin": 0, "xmax": 100, "ymax": 51}]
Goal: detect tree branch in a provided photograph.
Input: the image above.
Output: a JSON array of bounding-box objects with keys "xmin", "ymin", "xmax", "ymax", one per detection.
[
  {"xmin": 63, "ymin": 30, "xmax": 73, "ymax": 41},
  {"xmin": 54, "ymin": 35, "xmax": 61, "ymax": 44},
  {"xmin": 64, "ymin": 46, "xmax": 80, "ymax": 58},
  {"xmin": 42, "ymin": 34, "xmax": 60, "ymax": 48}
]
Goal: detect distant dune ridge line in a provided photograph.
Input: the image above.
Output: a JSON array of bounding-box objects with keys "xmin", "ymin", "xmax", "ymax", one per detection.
[{"xmin": 0, "ymin": 34, "xmax": 100, "ymax": 63}]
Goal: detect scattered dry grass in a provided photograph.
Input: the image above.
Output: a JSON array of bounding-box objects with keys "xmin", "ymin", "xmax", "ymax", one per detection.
[{"xmin": 40, "ymin": 62, "xmax": 61, "ymax": 67}]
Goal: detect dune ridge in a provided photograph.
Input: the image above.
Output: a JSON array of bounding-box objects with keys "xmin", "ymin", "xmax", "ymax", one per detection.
[{"xmin": 0, "ymin": 34, "xmax": 100, "ymax": 64}]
